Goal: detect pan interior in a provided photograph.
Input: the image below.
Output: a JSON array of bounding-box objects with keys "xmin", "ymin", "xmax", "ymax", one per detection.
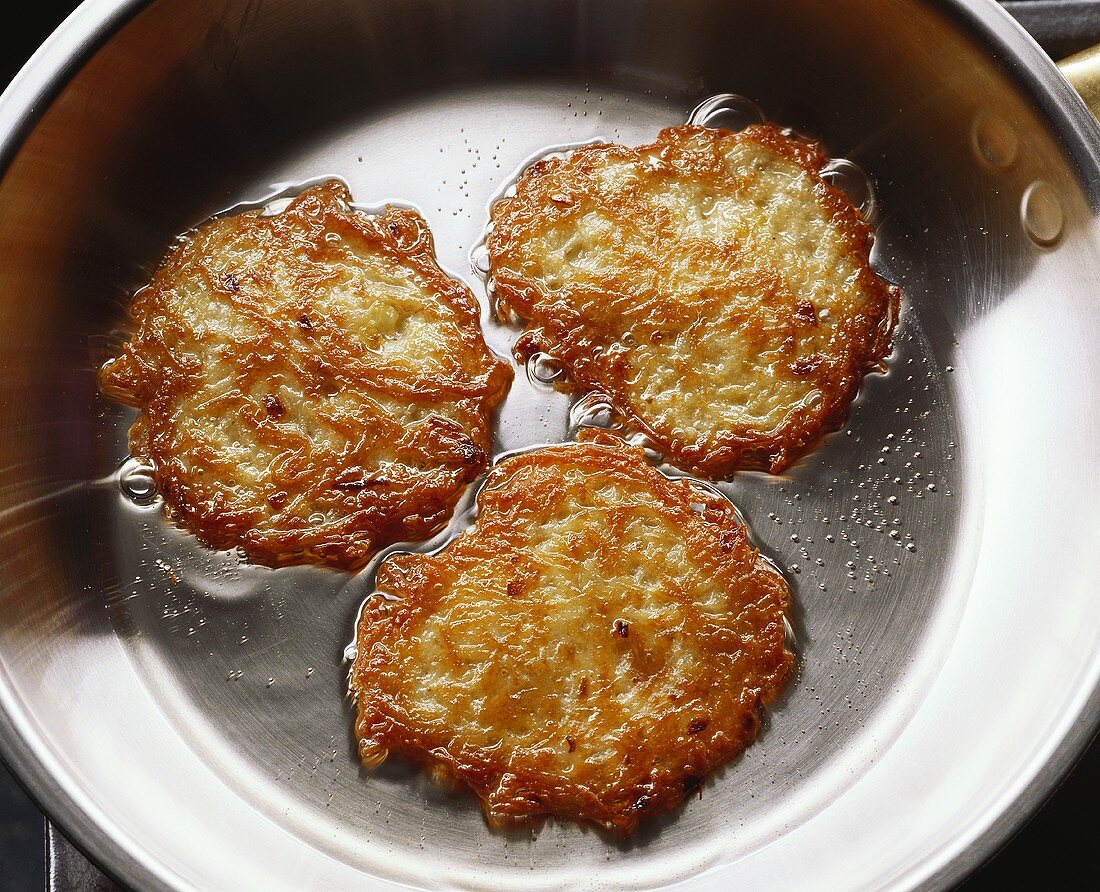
[
  {"xmin": 1, "ymin": 2, "xmax": 1098, "ymax": 890},
  {"xmin": 102, "ymin": 81, "xmax": 964, "ymax": 888}
]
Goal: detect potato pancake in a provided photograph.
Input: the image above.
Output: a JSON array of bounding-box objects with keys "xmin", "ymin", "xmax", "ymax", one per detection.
[
  {"xmin": 488, "ymin": 124, "xmax": 898, "ymax": 476},
  {"xmin": 100, "ymin": 181, "xmax": 511, "ymax": 568},
  {"xmin": 350, "ymin": 434, "xmax": 793, "ymax": 834}
]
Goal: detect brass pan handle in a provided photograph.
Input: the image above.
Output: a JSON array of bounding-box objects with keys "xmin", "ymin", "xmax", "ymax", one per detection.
[{"xmin": 1059, "ymin": 44, "xmax": 1100, "ymax": 120}]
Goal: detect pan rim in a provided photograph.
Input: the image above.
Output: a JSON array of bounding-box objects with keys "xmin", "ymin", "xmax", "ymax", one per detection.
[{"xmin": 0, "ymin": 1, "xmax": 1097, "ymax": 890}]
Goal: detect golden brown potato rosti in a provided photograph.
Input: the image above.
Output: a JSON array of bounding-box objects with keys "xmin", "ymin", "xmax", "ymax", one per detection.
[
  {"xmin": 100, "ymin": 181, "xmax": 511, "ymax": 568},
  {"xmin": 488, "ymin": 125, "xmax": 898, "ymax": 476},
  {"xmin": 350, "ymin": 433, "xmax": 793, "ymax": 834}
]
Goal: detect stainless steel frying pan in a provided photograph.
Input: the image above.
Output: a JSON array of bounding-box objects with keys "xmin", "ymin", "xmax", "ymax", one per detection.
[{"xmin": 2, "ymin": 1, "xmax": 1099, "ymax": 889}]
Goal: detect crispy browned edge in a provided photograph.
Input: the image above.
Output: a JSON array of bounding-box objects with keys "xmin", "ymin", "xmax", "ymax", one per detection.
[
  {"xmin": 487, "ymin": 124, "xmax": 901, "ymax": 477},
  {"xmin": 350, "ymin": 433, "xmax": 795, "ymax": 835},
  {"xmin": 99, "ymin": 181, "xmax": 512, "ymax": 569}
]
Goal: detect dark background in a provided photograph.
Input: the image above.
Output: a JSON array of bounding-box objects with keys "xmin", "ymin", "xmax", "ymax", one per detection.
[{"xmin": 0, "ymin": 1, "xmax": 1097, "ymax": 889}]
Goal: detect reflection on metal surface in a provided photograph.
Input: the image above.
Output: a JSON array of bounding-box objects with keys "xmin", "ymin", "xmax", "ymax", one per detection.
[
  {"xmin": 47, "ymin": 823, "xmax": 121, "ymax": 892},
  {"xmin": 0, "ymin": 1, "xmax": 1098, "ymax": 891}
]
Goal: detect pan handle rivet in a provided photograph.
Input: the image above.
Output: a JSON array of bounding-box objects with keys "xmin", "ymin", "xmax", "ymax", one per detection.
[
  {"xmin": 972, "ymin": 113, "xmax": 1019, "ymax": 169},
  {"xmin": 1021, "ymin": 182, "xmax": 1064, "ymax": 247}
]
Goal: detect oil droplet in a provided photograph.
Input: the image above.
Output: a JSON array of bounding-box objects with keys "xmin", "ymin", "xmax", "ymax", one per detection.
[
  {"xmin": 821, "ymin": 158, "xmax": 878, "ymax": 223},
  {"xmin": 688, "ymin": 93, "xmax": 765, "ymax": 131},
  {"xmin": 1021, "ymin": 182, "xmax": 1064, "ymax": 247},
  {"xmin": 972, "ymin": 113, "xmax": 1019, "ymax": 170},
  {"xmin": 343, "ymin": 643, "xmax": 358, "ymax": 662},
  {"xmin": 119, "ymin": 463, "xmax": 158, "ymax": 506}
]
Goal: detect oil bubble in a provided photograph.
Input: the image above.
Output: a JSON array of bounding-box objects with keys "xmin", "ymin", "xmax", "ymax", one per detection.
[
  {"xmin": 119, "ymin": 461, "xmax": 158, "ymax": 507},
  {"xmin": 526, "ymin": 352, "xmax": 566, "ymax": 386},
  {"xmin": 821, "ymin": 158, "xmax": 878, "ymax": 224},
  {"xmin": 471, "ymin": 244, "xmax": 491, "ymax": 277},
  {"xmin": 569, "ymin": 392, "xmax": 620, "ymax": 432},
  {"xmin": 688, "ymin": 93, "xmax": 765, "ymax": 131}
]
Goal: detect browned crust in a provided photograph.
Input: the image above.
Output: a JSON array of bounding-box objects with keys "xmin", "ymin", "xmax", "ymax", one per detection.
[
  {"xmin": 487, "ymin": 124, "xmax": 900, "ymax": 476},
  {"xmin": 99, "ymin": 181, "xmax": 512, "ymax": 569},
  {"xmin": 350, "ymin": 433, "xmax": 794, "ymax": 834}
]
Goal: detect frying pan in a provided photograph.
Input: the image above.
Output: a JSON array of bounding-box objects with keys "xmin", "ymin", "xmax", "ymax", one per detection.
[{"xmin": 1, "ymin": 1, "xmax": 1099, "ymax": 889}]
